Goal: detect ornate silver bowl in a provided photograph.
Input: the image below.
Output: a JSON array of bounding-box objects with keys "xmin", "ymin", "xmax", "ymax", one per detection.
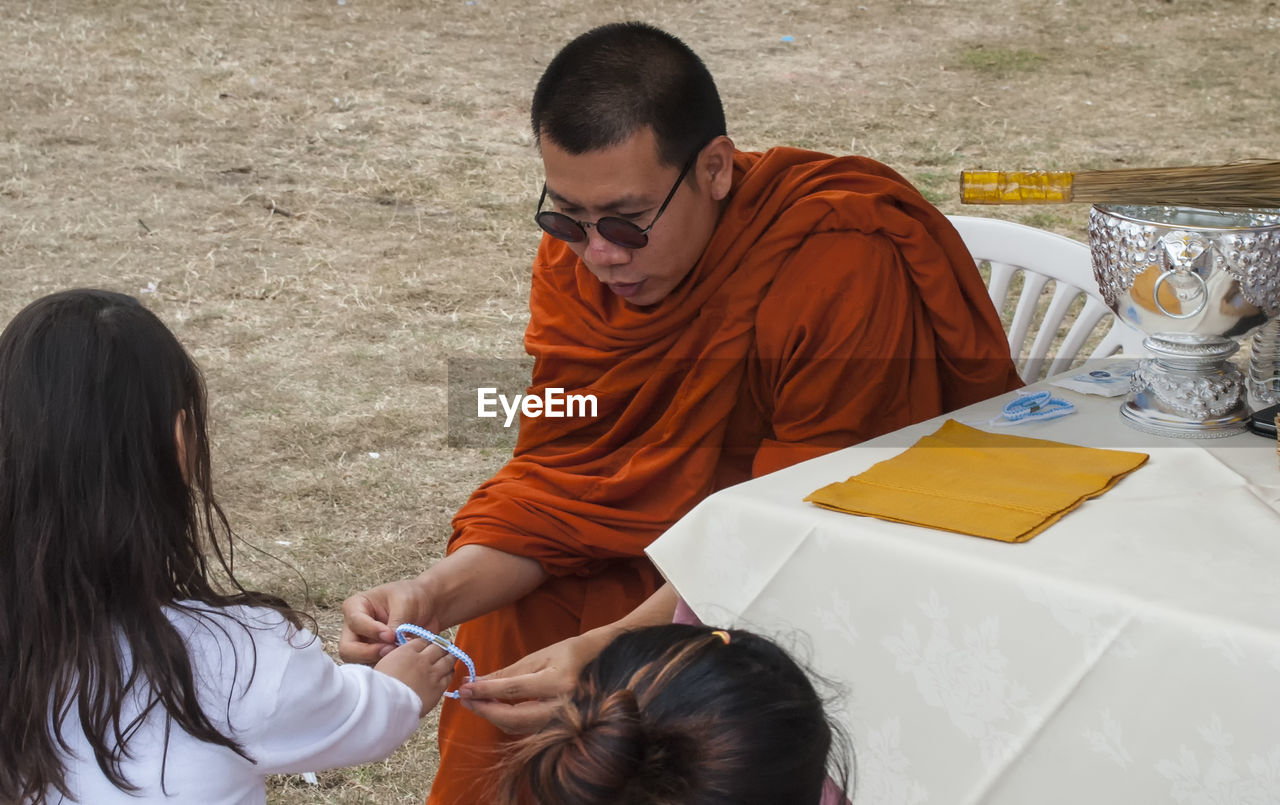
[{"xmin": 1089, "ymin": 204, "xmax": 1280, "ymax": 438}]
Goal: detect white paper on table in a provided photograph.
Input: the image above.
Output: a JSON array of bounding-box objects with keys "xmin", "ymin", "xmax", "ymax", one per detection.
[{"xmin": 1049, "ymin": 360, "xmax": 1140, "ymax": 398}]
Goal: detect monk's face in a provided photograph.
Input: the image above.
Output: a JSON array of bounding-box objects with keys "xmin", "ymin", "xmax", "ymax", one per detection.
[{"xmin": 538, "ymin": 128, "xmax": 733, "ymax": 307}]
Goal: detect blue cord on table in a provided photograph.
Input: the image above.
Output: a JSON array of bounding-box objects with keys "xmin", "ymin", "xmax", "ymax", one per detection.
[
  {"xmin": 1000, "ymin": 389, "xmax": 1075, "ymax": 423},
  {"xmin": 395, "ymin": 624, "xmax": 476, "ymax": 699}
]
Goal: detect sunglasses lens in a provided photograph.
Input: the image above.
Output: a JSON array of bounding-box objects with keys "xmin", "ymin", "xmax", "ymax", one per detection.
[
  {"xmin": 596, "ymin": 218, "xmax": 649, "ymax": 249},
  {"xmin": 536, "ymin": 212, "xmax": 586, "ymax": 243}
]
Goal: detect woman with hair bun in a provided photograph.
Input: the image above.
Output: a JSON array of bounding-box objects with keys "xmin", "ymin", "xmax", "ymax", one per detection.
[{"xmin": 498, "ymin": 623, "xmax": 851, "ymax": 805}]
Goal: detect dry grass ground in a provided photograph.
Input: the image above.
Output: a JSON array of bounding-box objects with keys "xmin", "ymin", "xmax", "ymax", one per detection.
[{"xmin": 3, "ymin": 1, "xmax": 1278, "ymax": 802}]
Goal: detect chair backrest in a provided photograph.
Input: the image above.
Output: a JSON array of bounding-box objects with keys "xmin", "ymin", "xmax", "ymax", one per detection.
[{"xmin": 947, "ymin": 214, "xmax": 1148, "ymax": 383}]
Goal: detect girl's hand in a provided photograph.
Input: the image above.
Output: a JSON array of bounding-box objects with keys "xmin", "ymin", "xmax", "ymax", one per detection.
[{"xmin": 374, "ymin": 639, "xmax": 457, "ymax": 716}]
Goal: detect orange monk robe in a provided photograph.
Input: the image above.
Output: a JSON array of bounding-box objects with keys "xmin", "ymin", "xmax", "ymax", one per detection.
[{"xmin": 428, "ymin": 147, "xmax": 1020, "ymax": 803}]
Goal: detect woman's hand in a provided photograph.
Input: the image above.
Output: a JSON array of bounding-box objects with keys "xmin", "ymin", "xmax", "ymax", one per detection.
[
  {"xmin": 456, "ymin": 582, "xmax": 680, "ymax": 733},
  {"xmin": 456, "ymin": 626, "xmax": 618, "ymax": 734}
]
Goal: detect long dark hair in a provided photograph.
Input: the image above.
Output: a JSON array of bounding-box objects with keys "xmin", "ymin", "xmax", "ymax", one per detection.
[
  {"xmin": 0, "ymin": 289, "xmax": 304, "ymax": 803},
  {"xmin": 501, "ymin": 623, "xmax": 852, "ymax": 805}
]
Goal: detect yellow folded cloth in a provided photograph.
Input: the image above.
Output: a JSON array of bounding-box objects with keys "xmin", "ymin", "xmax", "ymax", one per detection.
[{"xmin": 804, "ymin": 419, "xmax": 1149, "ymax": 543}]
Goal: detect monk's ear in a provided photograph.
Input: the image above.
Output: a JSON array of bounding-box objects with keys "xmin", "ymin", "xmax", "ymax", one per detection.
[{"xmin": 698, "ymin": 135, "xmax": 735, "ymax": 201}]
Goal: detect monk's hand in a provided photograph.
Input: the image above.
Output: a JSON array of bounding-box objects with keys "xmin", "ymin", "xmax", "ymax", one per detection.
[
  {"xmin": 457, "ymin": 627, "xmax": 617, "ymax": 734},
  {"xmin": 339, "ymin": 577, "xmax": 438, "ymax": 665}
]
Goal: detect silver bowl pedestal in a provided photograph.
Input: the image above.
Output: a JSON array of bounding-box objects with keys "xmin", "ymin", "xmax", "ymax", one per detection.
[{"xmin": 1089, "ymin": 205, "xmax": 1280, "ymax": 438}]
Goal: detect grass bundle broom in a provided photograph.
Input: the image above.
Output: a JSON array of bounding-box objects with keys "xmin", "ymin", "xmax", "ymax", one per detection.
[{"xmin": 959, "ymin": 160, "xmax": 1280, "ymax": 209}]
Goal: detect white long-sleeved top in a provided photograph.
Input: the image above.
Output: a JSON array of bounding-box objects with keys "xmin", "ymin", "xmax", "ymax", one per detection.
[{"xmin": 52, "ymin": 604, "xmax": 421, "ymax": 804}]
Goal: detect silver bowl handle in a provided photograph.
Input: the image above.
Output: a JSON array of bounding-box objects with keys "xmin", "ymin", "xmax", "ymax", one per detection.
[
  {"xmin": 1153, "ymin": 230, "xmax": 1211, "ymax": 319},
  {"xmin": 1151, "ymin": 269, "xmax": 1208, "ymax": 319}
]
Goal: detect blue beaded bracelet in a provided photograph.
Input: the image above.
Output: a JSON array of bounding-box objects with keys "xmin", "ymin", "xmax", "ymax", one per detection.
[
  {"xmin": 395, "ymin": 624, "xmax": 477, "ymax": 700},
  {"xmin": 1000, "ymin": 389, "xmax": 1075, "ymax": 423}
]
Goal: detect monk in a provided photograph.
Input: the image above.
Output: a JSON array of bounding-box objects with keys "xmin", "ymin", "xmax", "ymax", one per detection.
[{"xmin": 339, "ymin": 21, "xmax": 1020, "ymax": 804}]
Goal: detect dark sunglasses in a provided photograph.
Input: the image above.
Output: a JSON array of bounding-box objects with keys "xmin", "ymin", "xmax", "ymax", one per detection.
[{"xmin": 534, "ymin": 146, "xmax": 702, "ymax": 250}]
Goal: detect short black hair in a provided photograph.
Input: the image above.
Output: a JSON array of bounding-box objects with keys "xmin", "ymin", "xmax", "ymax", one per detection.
[{"xmin": 531, "ymin": 22, "xmax": 727, "ymax": 167}]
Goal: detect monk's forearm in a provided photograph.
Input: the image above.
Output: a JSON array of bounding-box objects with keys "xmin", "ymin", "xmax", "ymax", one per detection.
[{"xmin": 415, "ymin": 544, "xmax": 548, "ymax": 629}]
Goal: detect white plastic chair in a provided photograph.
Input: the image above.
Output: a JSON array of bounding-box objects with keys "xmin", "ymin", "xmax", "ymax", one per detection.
[{"xmin": 948, "ymin": 215, "xmax": 1148, "ymax": 383}]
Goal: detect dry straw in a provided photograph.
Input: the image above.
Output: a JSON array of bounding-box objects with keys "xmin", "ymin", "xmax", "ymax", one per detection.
[{"xmin": 960, "ymin": 160, "xmax": 1280, "ymax": 209}]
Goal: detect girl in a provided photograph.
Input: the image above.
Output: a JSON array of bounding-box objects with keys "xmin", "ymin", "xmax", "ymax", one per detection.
[
  {"xmin": 0, "ymin": 289, "xmax": 455, "ymax": 804},
  {"xmin": 499, "ymin": 623, "xmax": 852, "ymax": 805}
]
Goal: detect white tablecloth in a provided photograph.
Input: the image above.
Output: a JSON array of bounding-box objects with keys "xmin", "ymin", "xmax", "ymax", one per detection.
[{"xmin": 647, "ymin": 367, "xmax": 1280, "ymax": 805}]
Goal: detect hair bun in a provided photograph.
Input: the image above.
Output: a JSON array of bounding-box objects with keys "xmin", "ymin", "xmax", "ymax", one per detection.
[
  {"xmin": 571, "ymin": 688, "xmax": 645, "ymax": 779},
  {"xmin": 516, "ymin": 688, "xmax": 646, "ymax": 804}
]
